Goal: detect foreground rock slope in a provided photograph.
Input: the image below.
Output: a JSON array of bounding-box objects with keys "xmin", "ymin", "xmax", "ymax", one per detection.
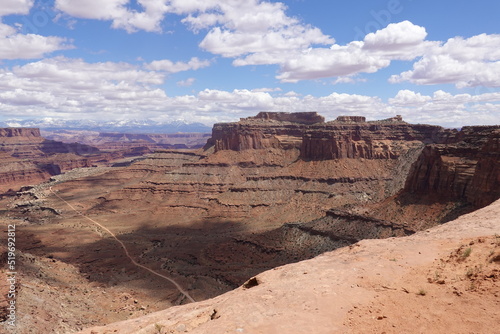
[{"xmin": 78, "ymin": 199, "xmax": 500, "ymax": 334}]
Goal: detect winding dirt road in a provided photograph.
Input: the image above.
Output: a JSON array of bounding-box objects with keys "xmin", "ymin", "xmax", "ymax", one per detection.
[{"xmin": 49, "ymin": 187, "xmax": 196, "ymax": 303}]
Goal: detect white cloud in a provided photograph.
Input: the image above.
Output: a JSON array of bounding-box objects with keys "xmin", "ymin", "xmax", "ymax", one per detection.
[
  {"xmin": 284, "ymin": 91, "xmax": 300, "ymax": 97},
  {"xmin": 0, "ymin": 22, "xmax": 72, "ymax": 60},
  {"xmin": 251, "ymin": 87, "xmax": 282, "ymax": 93},
  {"xmin": 364, "ymin": 21, "xmax": 427, "ymax": 51},
  {"xmin": 234, "ymin": 21, "xmax": 433, "ymax": 83},
  {"xmin": 31, "ymin": 1, "xmax": 500, "ymax": 90},
  {"xmin": 194, "ymin": 1, "xmax": 333, "ymax": 58},
  {"xmin": 145, "ymin": 57, "xmax": 211, "ymax": 72},
  {"xmin": 177, "ymin": 78, "xmax": 195, "ymax": 87},
  {"xmin": 0, "ymin": 57, "xmax": 167, "ymax": 118},
  {"xmin": 0, "ymin": 0, "xmax": 33, "ymax": 16},
  {"xmin": 12, "ymin": 56, "xmax": 164, "ymax": 84},
  {"xmin": 390, "ymin": 34, "xmax": 500, "ymax": 88},
  {"xmin": 0, "ymin": 55, "xmax": 498, "ymax": 128},
  {"xmin": 387, "ymin": 89, "xmax": 500, "ymax": 126},
  {"xmin": 55, "ymin": 0, "xmax": 128, "ymax": 21},
  {"xmin": 0, "ymin": 0, "xmax": 71, "ymax": 60},
  {"xmin": 55, "ymin": 0, "xmax": 169, "ymax": 33},
  {"xmin": 275, "ymin": 44, "xmax": 391, "ymax": 83},
  {"xmin": 388, "ymin": 90, "xmax": 432, "ymax": 106}
]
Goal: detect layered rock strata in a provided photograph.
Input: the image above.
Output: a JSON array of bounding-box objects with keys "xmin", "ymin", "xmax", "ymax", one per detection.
[
  {"xmin": 209, "ymin": 114, "xmax": 452, "ymax": 160},
  {"xmin": 404, "ymin": 126, "xmax": 500, "ymax": 209},
  {"xmin": 4, "ymin": 113, "xmax": 499, "ymax": 333},
  {"xmin": 43, "ymin": 130, "xmax": 211, "ymax": 150},
  {"xmin": 0, "ymin": 128, "xmax": 101, "ymax": 192}
]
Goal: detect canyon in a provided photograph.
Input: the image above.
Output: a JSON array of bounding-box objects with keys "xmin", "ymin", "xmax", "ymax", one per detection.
[
  {"xmin": 0, "ymin": 127, "xmax": 101, "ymax": 194},
  {"xmin": 42, "ymin": 130, "xmax": 210, "ymax": 151},
  {"xmin": 0, "ymin": 112, "xmax": 499, "ymax": 333},
  {"xmin": 0, "ymin": 128, "xmax": 210, "ymax": 194}
]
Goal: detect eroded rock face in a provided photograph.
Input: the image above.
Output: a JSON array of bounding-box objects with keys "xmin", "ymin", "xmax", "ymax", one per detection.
[
  {"xmin": 334, "ymin": 116, "xmax": 366, "ymax": 123},
  {"xmin": 404, "ymin": 126, "xmax": 500, "ymax": 209},
  {"xmin": 244, "ymin": 111, "xmax": 325, "ymax": 124},
  {"xmin": 0, "ymin": 127, "xmax": 41, "ymax": 137},
  {"xmin": 209, "ymin": 113, "xmax": 451, "ymax": 161},
  {"xmin": 0, "ymin": 128, "xmax": 101, "ymax": 192}
]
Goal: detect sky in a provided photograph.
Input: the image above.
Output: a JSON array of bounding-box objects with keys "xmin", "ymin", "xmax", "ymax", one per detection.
[{"xmin": 0, "ymin": 0, "xmax": 499, "ymax": 127}]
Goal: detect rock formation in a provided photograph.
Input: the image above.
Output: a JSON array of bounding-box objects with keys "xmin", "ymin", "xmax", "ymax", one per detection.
[
  {"xmin": 209, "ymin": 113, "xmax": 450, "ymax": 160},
  {"xmin": 242, "ymin": 111, "xmax": 325, "ymax": 124},
  {"xmin": 1, "ymin": 112, "xmax": 499, "ymax": 333},
  {"xmin": 334, "ymin": 115, "xmax": 367, "ymax": 123},
  {"xmin": 0, "ymin": 128, "xmax": 101, "ymax": 192},
  {"xmin": 404, "ymin": 126, "xmax": 500, "ymax": 209},
  {"xmin": 43, "ymin": 130, "xmax": 211, "ymax": 150}
]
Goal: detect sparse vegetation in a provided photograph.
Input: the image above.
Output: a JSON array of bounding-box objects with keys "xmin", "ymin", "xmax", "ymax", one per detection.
[
  {"xmin": 462, "ymin": 247, "xmax": 472, "ymax": 259},
  {"xmin": 154, "ymin": 323, "xmax": 164, "ymax": 334},
  {"xmin": 417, "ymin": 289, "xmax": 427, "ymax": 296}
]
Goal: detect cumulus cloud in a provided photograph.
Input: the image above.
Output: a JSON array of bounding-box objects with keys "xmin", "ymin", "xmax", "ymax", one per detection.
[
  {"xmin": 55, "ymin": 0, "xmax": 169, "ymax": 32},
  {"xmin": 0, "ymin": 0, "xmax": 71, "ymax": 60},
  {"xmin": 0, "ymin": 56, "xmax": 168, "ymax": 118},
  {"xmin": 387, "ymin": 89, "xmax": 500, "ymax": 126},
  {"xmin": 364, "ymin": 21, "xmax": 427, "ymax": 51},
  {"xmin": 275, "ymin": 43, "xmax": 390, "ymax": 83},
  {"xmin": 177, "ymin": 77, "xmax": 195, "ymax": 87},
  {"xmin": 25, "ymin": 0, "xmax": 500, "ymax": 89},
  {"xmin": 271, "ymin": 21, "xmax": 432, "ymax": 83},
  {"xmin": 183, "ymin": 0, "xmax": 333, "ymax": 59},
  {"xmin": 388, "ymin": 90, "xmax": 432, "ymax": 106},
  {"xmin": 390, "ymin": 34, "xmax": 500, "ymax": 88},
  {"xmin": 0, "ymin": 58, "xmax": 498, "ymax": 127},
  {"xmin": 251, "ymin": 87, "xmax": 282, "ymax": 93},
  {"xmin": 0, "ymin": 0, "xmax": 34, "ymax": 16},
  {"xmin": 145, "ymin": 57, "xmax": 211, "ymax": 72},
  {"xmin": 0, "ymin": 22, "xmax": 72, "ymax": 60}
]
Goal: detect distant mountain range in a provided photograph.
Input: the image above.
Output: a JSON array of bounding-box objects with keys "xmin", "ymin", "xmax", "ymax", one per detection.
[{"xmin": 0, "ymin": 118, "xmax": 212, "ymax": 133}]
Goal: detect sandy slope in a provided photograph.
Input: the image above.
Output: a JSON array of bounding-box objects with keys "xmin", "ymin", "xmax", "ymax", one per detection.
[{"xmin": 79, "ymin": 200, "xmax": 500, "ymax": 334}]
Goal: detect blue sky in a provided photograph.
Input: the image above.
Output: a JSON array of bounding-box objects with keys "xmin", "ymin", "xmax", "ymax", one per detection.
[{"xmin": 0, "ymin": 0, "xmax": 499, "ymax": 127}]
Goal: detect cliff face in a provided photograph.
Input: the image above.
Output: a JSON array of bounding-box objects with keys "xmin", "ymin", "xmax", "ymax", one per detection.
[
  {"xmin": 0, "ymin": 128, "xmax": 102, "ymax": 192},
  {"xmin": 244, "ymin": 111, "xmax": 325, "ymax": 124},
  {"xmin": 0, "ymin": 127, "xmax": 41, "ymax": 138},
  {"xmin": 404, "ymin": 126, "xmax": 500, "ymax": 209},
  {"xmin": 207, "ymin": 113, "xmax": 500, "ymax": 222},
  {"xmin": 210, "ymin": 123, "xmax": 305, "ymax": 151},
  {"xmin": 300, "ymin": 124, "xmax": 449, "ymax": 160},
  {"xmin": 209, "ymin": 116, "xmax": 452, "ymax": 160}
]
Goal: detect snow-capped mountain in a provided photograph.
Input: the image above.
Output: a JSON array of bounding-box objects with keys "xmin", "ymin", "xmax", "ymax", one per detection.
[{"xmin": 0, "ymin": 118, "xmax": 212, "ymax": 133}]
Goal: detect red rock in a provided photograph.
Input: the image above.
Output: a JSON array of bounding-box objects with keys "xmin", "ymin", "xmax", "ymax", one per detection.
[{"xmin": 404, "ymin": 126, "xmax": 500, "ymax": 209}]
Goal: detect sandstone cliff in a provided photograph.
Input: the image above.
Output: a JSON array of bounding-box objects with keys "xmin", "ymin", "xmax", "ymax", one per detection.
[
  {"xmin": 208, "ymin": 114, "xmax": 451, "ymax": 160},
  {"xmin": 404, "ymin": 126, "xmax": 500, "ymax": 209},
  {"xmin": 0, "ymin": 128, "xmax": 102, "ymax": 192},
  {"xmin": 0, "ymin": 127, "xmax": 41, "ymax": 138},
  {"xmin": 208, "ymin": 114, "xmax": 499, "ymax": 216}
]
